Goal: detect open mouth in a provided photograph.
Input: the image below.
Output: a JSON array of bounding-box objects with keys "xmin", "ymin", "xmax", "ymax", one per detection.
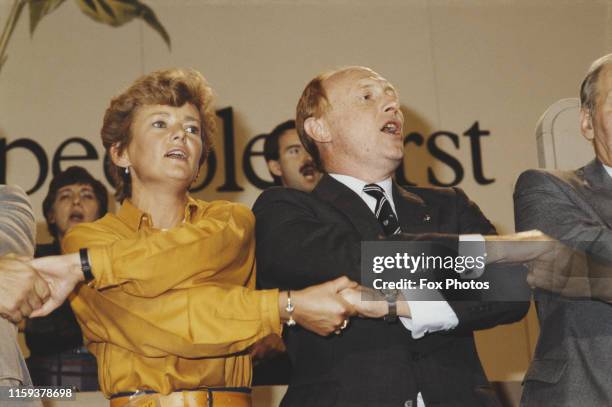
[
  {"xmin": 165, "ymin": 148, "xmax": 188, "ymax": 161},
  {"xmin": 300, "ymin": 163, "xmax": 318, "ymax": 179},
  {"xmin": 69, "ymin": 212, "xmax": 84, "ymax": 222},
  {"xmin": 380, "ymin": 121, "xmax": 401, "ymax": 136}
]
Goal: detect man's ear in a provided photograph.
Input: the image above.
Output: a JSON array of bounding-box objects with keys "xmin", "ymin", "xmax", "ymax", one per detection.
[
  {"xmin": 267, "ymin": 160, "xmax": 282, "ymax": 177},
  {"xmin": 109, "ymin": 143, "xmax": 131, "ymax": 168},
  {"xmin": 580, "ymin": 108, "xmax": 595, "ymax": 141},
  {"xmin": 304, "ymin": 117, "xmax": 331, "ymax": 143}
]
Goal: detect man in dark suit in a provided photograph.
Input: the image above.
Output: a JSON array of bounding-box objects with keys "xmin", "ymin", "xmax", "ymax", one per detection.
[
  {"xmin": 254, "ymin": 66, "xmax": 534, "ymax": 407},
  {"xmin": 515, "ymin": 54, "xmax": 612, "ymax": 406}
]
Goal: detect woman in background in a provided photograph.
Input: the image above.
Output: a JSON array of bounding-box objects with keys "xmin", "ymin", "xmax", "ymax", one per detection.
[{"xmin": 30, "ymin": 68, "xmax": 355, "ymax": 407}]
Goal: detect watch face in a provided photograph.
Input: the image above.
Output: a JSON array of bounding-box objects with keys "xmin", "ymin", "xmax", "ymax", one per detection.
[{"xmin": 380, "ymin": 288, "xmax": 399, "ymax": 300}]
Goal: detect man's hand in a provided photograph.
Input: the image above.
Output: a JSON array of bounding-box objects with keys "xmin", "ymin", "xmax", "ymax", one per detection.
[
  {"xmin": 287, "ymin": 276, "xmax": 358, "ymax": 336},
  {"xmin": 0, "ymin": 255, "xmax": 50, "ymax": 323},
  {"xmin": 527, "ymin": 241, "xmax": 599, "ymax": 298},
  {"xmin": 486, "ymin": 230, "xmax": 597, "ymax": 297},
  {"xmin": 339, "ymin": 286, "xmax": 387, "ymax": 318},
  {"xmin": 484, "ymin": 230, "xmax": 558, "ymax": 264},
  {"xmin": 29, "ymin": 253, "xmax": 83, "ymax": 318}
]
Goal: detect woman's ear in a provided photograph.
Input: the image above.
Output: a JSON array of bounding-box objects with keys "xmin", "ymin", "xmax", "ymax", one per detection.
[{"xmin": 110, "ymin": 143, "xmax": 131, "ymax": 168}]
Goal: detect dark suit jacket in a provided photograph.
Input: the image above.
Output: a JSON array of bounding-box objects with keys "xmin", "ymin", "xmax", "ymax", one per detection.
[
  {"xmin": 254, "ymin": 175, "xmax": 529, "ymax": 407},
  {"xmin": 515, "ymin": 159, "xmax": 612, "ymax": 406}
]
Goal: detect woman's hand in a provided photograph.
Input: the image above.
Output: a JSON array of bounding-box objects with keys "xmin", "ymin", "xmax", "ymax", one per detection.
[
  {"xmin": 28, "ymin": 253, "xmax": 84, "ymax": 318},
  {"xmin": 280, "ymin": 276, "xmax": 358, "ymax": 336}
]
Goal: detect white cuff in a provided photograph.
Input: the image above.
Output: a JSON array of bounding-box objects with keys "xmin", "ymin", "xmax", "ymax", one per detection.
[{"xmin": 400, "ymin": 300, "xmax": 458, "ymax": 339}]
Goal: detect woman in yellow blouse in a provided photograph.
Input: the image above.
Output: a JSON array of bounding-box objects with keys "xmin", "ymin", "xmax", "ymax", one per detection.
[{"xmin": 29, "ymin": 68, "xmax": 356, "ymax": 407}]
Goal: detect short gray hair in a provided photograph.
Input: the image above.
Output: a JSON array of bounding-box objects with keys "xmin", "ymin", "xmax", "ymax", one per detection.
[{"xmin": 580, "ymin": 53, "xmax": 612, "ymax": 114}]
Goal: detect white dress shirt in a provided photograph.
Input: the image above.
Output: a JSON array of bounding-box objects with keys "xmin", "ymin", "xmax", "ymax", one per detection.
[
  {"xmin": 329, "ymin": 174, "xmax": 490, "ymax": 406},
  {"xmin": 329, "ymin": 174, "xmax": 459, "ymax": 338}
]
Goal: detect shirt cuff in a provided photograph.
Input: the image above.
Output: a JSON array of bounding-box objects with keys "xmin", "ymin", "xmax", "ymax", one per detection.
[
  {"xmin": 400, "ymin": 300, "xmax": 458, "ymax": 339},
  {"xmin": 259, "ymin": 289, "xmax": 282, "ymax": 337},
  {"xmin": 458, "ymin": 234, "xmax": 486, "ymax": 279},
  {"xmin": 88, "ymin": 246, "xmax": 114, "ymax": 289}
]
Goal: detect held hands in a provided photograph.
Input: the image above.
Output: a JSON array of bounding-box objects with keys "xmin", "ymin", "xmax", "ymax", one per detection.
[
  {"xmin": 0, "ymin": 255, "xmax": 50, "ymax": 323},
  {"xmin": 338, "ymin": 286, "xmax": 388, "ymax": 318},
  {"xmin": 339, "ymin": 286, "xmax": 411, "ymax": 319},
  {"xmin": 285, "ymin": 276, "xmax": 358, "ymax": 336},
  {"xmin": 28, "ymin": 253, "xmax": 84, "ymax": 318},
  {"xmin": 485, "ymin": 230, "xmax": 591, "ymax": 295}
]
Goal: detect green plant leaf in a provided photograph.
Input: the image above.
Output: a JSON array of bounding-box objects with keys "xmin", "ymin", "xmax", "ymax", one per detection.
[
  {"xmin": 0, "ymin": 54, "xmax": 7, "ymax": 72},
  {"xmin": 138, "ymin": 2, "xmax": 170, "ymax": 49},
  {"xmin": 0, "ymin": 0, "xmax": 27, "ymax": 75},
  {"xmin": 75, "ymin": 0, "xmax": 170, "ymax": 48},
  {"xmin": 28, "ymin": 0, "xmax": 66, "ymax": 36}
]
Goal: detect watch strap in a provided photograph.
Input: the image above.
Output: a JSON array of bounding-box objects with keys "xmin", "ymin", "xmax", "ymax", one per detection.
[
  {"xmin": 79, "ymin": 248, "xmax": 94, "ymax": 282},
  {"xmin": 384, "ymin": 298, "xmax": 398, "ymax": 323}
]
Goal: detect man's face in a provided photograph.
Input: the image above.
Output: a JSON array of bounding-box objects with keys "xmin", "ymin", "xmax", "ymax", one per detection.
[
  {"xmin": 49, "ymin": 184, "xmax": 100, "ymax": 239},
  {"xmin": 319, "ymin": 67, "xmax": 404, "ymax": 177},
  {"xmin": 583, "ymin": 65, "xmax": 612, "ymax": 166},
  {"xmin": 268, "ymin": 129, "xmax": 321, "ymax": 192}
]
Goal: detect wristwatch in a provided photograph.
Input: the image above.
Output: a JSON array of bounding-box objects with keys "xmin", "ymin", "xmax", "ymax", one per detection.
[{"xmin": 380, "ymin": 288, "xmax": 399, "ymax": 323}]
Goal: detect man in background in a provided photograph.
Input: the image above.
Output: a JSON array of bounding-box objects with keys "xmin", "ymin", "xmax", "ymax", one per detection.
[
  {"xmin": 515, "ymin": 53, "xmax": 612, "ymax": 406},
  {"xmin": 254, "ymin": 120, "xmax": 321, "ymax": 385},
  {"xmin": 263, "ymin": 119, "xmax": 321, "ymax": 192},
  {"xmin": 26, "ymin": 166, "xmax": 108, "ymax": 391}
]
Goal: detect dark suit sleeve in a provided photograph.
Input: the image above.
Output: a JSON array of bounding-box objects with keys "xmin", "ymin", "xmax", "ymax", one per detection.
[
  {"xmin": 514, "ymin": 169, "xmax": 612, "ymax": 301},
  {"xmin": 254, "ymin": 188, "xmax": 362, "ymax": 289},
  {"xmin": 443, "ymin": 187, "xmax": 531, "ymax": 332}
]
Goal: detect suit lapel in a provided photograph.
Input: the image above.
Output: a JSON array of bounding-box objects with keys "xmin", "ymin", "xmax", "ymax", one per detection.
[
  {"xmin": 392, "ymin": 181, "xmax": 437, "ymax": 233},
  {"xmin": 579, "ymin": 159, "xmax": 612, "ymax": 226},
  {"xmin": 313, "ymin": 174, "xmax": 383, "ymax": 239}
]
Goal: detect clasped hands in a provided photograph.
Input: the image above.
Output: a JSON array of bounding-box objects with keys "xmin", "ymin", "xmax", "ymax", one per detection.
[
  {"xmin": 484, "ymin": 230, "xmax": 592, "ymax": 296},
  {"xmin": 0, "ymin": 253, "xmax": 83, "ymax": 323},
  {"xmin": 284, "ymin": 276, "xmax": 399, "ymax": 337}
]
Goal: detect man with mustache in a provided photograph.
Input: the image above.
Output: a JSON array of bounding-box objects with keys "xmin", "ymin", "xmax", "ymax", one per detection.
[
  {"xmin": 254, "ymin": 66, "xmax": 543, "ymax": 407},
  {"xmin": 264, "ymin": 119, "xmax": 322, "ymax": 192},
  {"xmin": 25, "ymin": 166, "xmax": 108, "ymax": 390}
]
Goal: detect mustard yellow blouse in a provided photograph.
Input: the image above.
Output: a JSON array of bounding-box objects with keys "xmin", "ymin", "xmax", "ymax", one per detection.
[{"xmin": 62, "ymin": 197, "xmax": 281, "ymax": 397}]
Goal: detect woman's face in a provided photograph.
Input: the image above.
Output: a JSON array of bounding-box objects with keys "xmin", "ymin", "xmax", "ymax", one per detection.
[{"xmin": 119, "ymin": 103, "xmax": 203, "ymax": 191}]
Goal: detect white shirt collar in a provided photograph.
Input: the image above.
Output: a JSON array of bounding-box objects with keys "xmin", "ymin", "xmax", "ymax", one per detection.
[{"xmin": 328, "ymin": 173, "xmax": 396, "ymax": 214}]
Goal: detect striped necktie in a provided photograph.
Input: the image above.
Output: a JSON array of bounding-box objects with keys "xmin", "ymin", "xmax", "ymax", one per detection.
[{"xmin": 363, "ymin": 184, "xmax": 401, "ymax": 236}]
